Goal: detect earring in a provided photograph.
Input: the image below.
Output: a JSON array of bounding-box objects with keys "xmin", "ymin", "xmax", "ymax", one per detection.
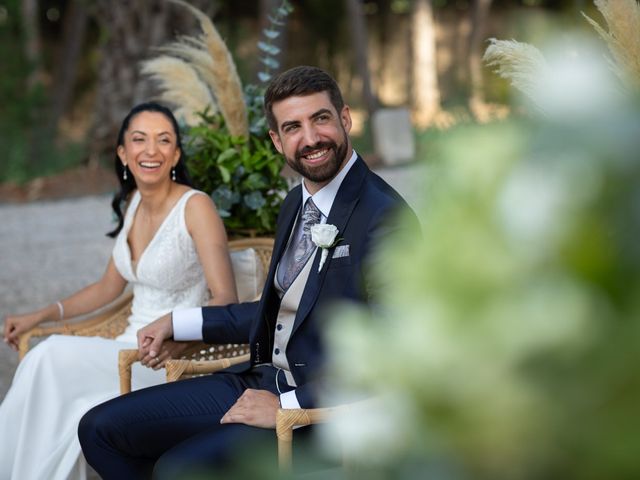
[
  {"xmin": 123, "ymin": 165, "xmax": 128, "ymax": 181},
  {"xmin": 171, "ymin": 168, "xmax": 176, "ymax": 181}
]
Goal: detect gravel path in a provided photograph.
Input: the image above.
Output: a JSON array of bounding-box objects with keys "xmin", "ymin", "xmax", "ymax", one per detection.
[
  {"xmin": 0, "ymin": 163, "xmax": 426, "ymax": 399},
  {"xmin": 0, "ymin": 196, "xmax": 115, "ymax": 397}
]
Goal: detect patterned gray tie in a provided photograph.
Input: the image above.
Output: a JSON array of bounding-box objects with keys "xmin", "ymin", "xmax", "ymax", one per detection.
[{"xmin": 282, "ymin": 198, "xmax": 321, "ymax": 290}]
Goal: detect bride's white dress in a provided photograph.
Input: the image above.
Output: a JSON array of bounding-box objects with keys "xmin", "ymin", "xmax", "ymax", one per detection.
[{"xmin": 0, "ymin": 189, "xmax": 210, "ymax": 480}]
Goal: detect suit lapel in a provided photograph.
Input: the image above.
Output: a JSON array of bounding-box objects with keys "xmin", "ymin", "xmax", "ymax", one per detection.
[{"xmin": 293, "ymin": 157, "xmax": 369, "ymax": 333}]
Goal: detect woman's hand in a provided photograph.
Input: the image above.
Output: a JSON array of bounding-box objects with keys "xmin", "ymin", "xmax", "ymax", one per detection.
[
  {"xmin": 3, "ymin": 311, "xmax": 48, "ymax": 351},
  {"xmin": 140, "ymin": 340, "xmax": 190, "ymax": 370}
]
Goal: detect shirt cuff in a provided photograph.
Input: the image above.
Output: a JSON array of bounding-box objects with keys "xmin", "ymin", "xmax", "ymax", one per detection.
[
  {"xmin": 279, "ymin": 389, "xmax": 301, "ymax": 409},
  {"xmin": 172, "ymin": 308, "xmax": 204, "ymax": 341}
]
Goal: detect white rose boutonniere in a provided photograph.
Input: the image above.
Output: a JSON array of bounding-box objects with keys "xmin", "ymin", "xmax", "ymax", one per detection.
[{"xmin": 310, "ymin": 224, "xmax": 340, "ymax": 272}]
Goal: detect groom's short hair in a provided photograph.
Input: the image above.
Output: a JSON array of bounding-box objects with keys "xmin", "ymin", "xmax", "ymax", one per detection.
[{"xmin": 264, "ymin": 65, "xmax": 345, "ymax": 132}]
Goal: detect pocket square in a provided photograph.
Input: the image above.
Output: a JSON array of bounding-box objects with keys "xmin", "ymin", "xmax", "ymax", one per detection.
[{"xmin": 332, "ymin": 244, "xmax": 350, "ymax": 258}]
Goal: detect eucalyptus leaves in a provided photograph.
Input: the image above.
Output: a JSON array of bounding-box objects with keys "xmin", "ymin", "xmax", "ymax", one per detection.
[{"xmin": 256, "ymin": 1, "xmax": 294, "ymax": 85}]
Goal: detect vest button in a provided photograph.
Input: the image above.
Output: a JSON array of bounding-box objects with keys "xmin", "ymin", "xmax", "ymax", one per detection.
[
  {"xmin": 276, "ymin": 324, "xmax": 283, "ymax": 331},
  {"xmin": 274, "ymin": 348, "xmax": 280, "ymax": 355}
]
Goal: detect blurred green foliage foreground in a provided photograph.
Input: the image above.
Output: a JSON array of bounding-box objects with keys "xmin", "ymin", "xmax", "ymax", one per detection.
[{"xmin": 321, "ymin": 41, "xmax": 640, "ymax": 480}]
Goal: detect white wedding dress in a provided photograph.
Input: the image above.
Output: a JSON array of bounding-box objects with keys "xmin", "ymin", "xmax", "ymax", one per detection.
[{"xmin": 0, "ymin": 189, "xmax": 210, "ymax": 480}]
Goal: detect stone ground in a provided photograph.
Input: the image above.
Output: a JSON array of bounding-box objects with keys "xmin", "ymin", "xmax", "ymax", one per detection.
[{"xmin": 0, "ymin": 162, "xmax": 426, "ymax": 400}]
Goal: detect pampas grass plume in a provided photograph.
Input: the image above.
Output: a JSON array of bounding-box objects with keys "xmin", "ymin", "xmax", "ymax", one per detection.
[
  {"xmin": 583, "ymin": 0, "xmax": 640, "ymax": 89},
  {"xmin": 169, "ymin": 0, "xmax": 248, "ymax": 137},
  {"xmin": 483, "ymin": 38, "xmax": 549, "ymax": 112},
  {"xmin": 140, "ymin": 56, "xmax": 216, "ymax": 126}
]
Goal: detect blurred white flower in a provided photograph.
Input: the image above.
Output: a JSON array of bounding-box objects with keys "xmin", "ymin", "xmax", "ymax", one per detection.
[
  {"xmin": 532, "ymin": 37, "xmax": 624, "ymax": 120},
  {"xmin": 500, "ymin": 164, "xmax": 565, "ymax": 245},
  {"xmin": 317, "ymin": 394, "xmax": 415, "ymax": 465}
]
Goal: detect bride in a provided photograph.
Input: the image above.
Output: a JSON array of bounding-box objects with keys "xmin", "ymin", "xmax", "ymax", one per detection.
[{"xmin": 0, "ymin": 102, "xmax": 238, "ymax": 480}]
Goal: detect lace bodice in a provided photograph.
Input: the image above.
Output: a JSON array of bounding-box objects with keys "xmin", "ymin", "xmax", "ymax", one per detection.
[{"xmin": 112, "ymin": 189, "xmax": 209, "ymax": 342}]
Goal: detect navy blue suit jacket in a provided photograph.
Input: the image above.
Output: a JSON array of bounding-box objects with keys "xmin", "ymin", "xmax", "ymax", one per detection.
[{"xmin": 199, "ymin": 156, "xmax": 415, "ymax": 407}]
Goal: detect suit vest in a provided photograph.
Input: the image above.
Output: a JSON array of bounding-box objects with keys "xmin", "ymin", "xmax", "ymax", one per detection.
[{"xmin": 271, "ymin": 248, "xmax": 317, "ymax": 387}]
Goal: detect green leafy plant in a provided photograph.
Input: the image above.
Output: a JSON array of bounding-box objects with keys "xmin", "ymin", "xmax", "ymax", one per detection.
[{"xmin": 185, "ymin": 100, "xmax": 287, "ymax": 236}]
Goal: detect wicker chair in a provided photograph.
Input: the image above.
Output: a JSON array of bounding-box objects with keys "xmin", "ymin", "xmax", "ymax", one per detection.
[{"xmin": 118, "ymin": 237, "xmax": 274, "ymax": 394}]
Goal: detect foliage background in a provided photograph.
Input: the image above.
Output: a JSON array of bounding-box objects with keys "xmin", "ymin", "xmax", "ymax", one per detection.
[{"xmin": 0, "ymin": 0, "xmax": 606, "ymax": 185}]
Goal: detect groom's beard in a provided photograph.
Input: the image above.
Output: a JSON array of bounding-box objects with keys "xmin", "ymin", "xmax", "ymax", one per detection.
[{"xmin": 286, "ymin": 128, "xmax": 349, "ymax": 184}]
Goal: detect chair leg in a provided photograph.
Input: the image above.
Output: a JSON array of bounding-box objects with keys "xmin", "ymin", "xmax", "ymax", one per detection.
[
  {"xmin": 118, "ymin": 349, "xmax": 138, "ymax": 394},
  {"xmin": 276, "ymin": 408, "xmax": 300, "ymax": 471},
  {"xmin": 276, "ymin": 428, "xmax": 293, "ymax": 470},
  {"xmin": 277, "ymin": 434, "xmax": 293, "ymax": 472}
]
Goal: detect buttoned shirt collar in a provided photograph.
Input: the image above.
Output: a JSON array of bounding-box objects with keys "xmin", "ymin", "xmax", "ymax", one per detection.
[{"xmin": 301, "ymin": 149, "xmax": 358, "ymax": 218}]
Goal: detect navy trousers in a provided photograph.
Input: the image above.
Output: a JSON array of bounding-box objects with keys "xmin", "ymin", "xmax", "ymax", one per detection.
[{"xmin": 78, "ymin": 365, "xmax": 294, "ymax": 479}]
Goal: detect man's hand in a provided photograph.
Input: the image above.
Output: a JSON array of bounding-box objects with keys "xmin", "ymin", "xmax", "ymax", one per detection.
[
  {"xmin": 139, "ymin": 340, "xmax": 190, "ymax": 370},
  {"xmin": 220, "ymin": 389, "xmax": 280, "ymax": 429},
  {"xmin": 137, "ymin": 313, "xmax": 174, "ymax": 362}
]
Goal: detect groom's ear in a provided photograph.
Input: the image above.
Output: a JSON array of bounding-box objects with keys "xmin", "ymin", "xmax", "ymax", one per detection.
[
  {"xmin": 269, "ymin": 129, "xmax": 283, "ymax": 154},
  {"xmin": 340, "ymin": 105, "xmax": 352, "ymax": 134}
]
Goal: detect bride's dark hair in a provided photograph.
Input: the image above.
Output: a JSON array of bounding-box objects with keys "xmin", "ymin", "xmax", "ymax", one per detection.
[{"xmin": 106, "ymin": 102, "xmax": 194, "ymax": 238}]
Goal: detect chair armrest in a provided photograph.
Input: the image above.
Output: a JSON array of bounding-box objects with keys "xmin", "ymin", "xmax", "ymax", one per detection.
[
  {"xmin": 165, "ymin": 353, "xmax": 250, "ymax": 382},
  {"xmin": 275, "ymin": 405, "xmax": 354, "ymax": 471},
  {"xmin": 118, "ymin": 344, "xmax": 215, "ymax": 395},
  {"xmin": 118, "ymin": 343, "xmax": 250, "ymax": 395},
  {"xmin": 18, "ymin": 292, "xmax": 133, "ymax": 361},
  {"xmin": 276, "ymin": 406, "xmax": 336, "ymax": 431}
]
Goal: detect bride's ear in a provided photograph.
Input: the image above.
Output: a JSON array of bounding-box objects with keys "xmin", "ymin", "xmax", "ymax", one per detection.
[{"xmin": 117, "ymin": 145, "xmax": 126, "ymax": 163}]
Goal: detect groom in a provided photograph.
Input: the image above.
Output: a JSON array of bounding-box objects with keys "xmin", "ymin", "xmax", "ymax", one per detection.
[{"xmin": 79, "ymin": 65, "xmax": 417, "ymax": 478}]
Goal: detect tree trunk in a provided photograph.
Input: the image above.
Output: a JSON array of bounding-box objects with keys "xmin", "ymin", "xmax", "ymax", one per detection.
[
  {"xmin": 20, "ymin": 0, "xmax": 47, "ymax": 174},
  {"xmin": 48, "ymin": 0, "xmax": 89, "ymax": 140},
  {"xmin": 21, "ymin": 0, "xmax": 43, "ymax": 89},
  {"xmin": 346, "ymin": 0, "xmax": 377, "ymax": 118},
  {"xmin": 411, "ymin": 0, "xmax": 440, "ymax": 129},
  {"xmin": 468, "ymin": 0, "xmax": 492, "ymax": 117}
]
